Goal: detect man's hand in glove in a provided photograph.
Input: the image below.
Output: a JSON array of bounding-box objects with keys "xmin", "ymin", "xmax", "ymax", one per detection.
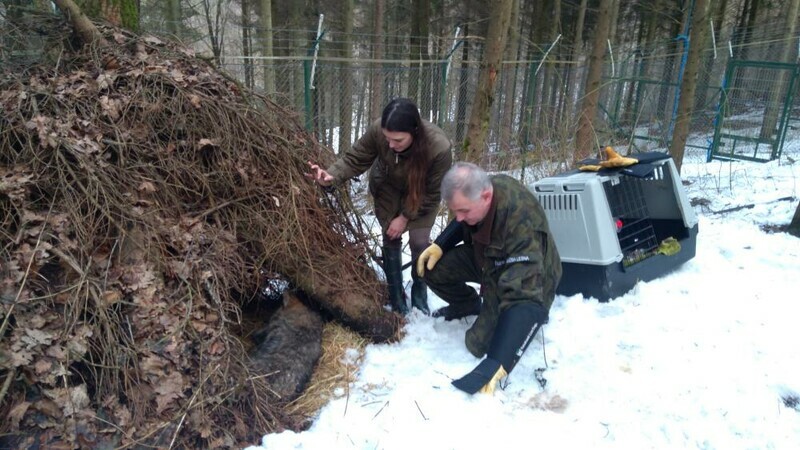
[
  {"xmin": 416, "ymin": 243, "xmax": 443, "ymax": 277},
  {"xmin": 599, "ymin": 146, "xmax": 638, "ymax": 168}
]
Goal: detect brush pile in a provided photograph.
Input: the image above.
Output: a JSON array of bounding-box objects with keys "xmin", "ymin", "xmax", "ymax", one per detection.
[{"xmin": 0, "ymin": 13, "xmax": 400, "ymax": 448}]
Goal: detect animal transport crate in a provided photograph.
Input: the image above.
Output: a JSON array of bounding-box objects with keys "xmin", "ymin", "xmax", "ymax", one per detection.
[{"xmin": 532, "ymin": 152, "xmax": 698, "ymax": 301}]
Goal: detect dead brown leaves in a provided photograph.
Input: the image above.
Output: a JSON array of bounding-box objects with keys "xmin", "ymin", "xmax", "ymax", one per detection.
[
  {"xmin": 1, "ymin": 15, "xmax": 393, "ymax": 447},
  {"xmin": 0, "ymin": 24, "xmax": 291, "ymax": 448}
]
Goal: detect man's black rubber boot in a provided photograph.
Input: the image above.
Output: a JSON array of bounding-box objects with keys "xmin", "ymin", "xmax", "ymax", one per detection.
[
  {"xmin": 432, "ymin": 297, "xmax": 481, "ymax": 320},
  {"xmin": 452, "ymin": 302, "xmax": 547, "ymax": 394},
  {"xmin": 451, "ymin": 358, "xmax": 505, "ymax": 394},
  {"xmin": 486, "ymin": 302, "xmax": 547, "ymax": 373},
  {"xmin": 382, "ymin": 246, "xmax": 408, "ymax": 315},
  {"xmin": 410, "ymin": 271, "xmax": 430, "ymax": 315}
]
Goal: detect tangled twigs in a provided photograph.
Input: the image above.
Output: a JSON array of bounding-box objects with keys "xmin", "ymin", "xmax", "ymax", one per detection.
[
  {"xmin": 0, "ymin": 368, "xmax": 14, "ymax": 408},
  {"xmin": 0, "ymin": 16, "xmax": 396, "ymax": 449}
]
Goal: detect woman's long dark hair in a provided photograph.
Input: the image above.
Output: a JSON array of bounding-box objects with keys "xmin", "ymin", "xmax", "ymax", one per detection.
[{"xmin": 381, "ymin": 98, "xmax": 431, "ymax": 216}]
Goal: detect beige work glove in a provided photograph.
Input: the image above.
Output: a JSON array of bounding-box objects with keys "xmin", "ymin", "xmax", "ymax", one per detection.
[
  {"xmin": 416, "ymin": 243, "xmax": 443, "ymax": 277},
  {"xmin": 598, "ymin": 146, "xmax": 638, "ymax": 168},
  {"xmin": 478, "ymin": 365, "xmax": 508, "ymax": 394}
]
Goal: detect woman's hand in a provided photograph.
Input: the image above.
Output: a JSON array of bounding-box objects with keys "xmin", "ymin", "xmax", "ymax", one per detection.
[
  {"xmin": 304, "ymin": 160, "xmax": 334, "ymax": 186},
  {"xmin": 386, "ymin": 214, "xmax": 409, "ymax": 240}
]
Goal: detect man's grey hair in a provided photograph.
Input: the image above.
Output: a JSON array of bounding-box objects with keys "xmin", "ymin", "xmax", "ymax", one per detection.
[{"xmin": 441, "ymin": 162, "xmax": 493, "ymax": 202}]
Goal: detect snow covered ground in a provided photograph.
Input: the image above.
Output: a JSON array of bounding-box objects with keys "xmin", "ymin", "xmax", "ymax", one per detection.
[{"xmin": 247, "ymin": 142, "xmax": 800, "ymax": 450}]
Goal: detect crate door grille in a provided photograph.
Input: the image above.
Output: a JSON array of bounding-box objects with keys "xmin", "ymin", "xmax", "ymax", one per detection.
[{"xmin": 603, "ymin": 177, "xmax": 659, "ymax": 264}]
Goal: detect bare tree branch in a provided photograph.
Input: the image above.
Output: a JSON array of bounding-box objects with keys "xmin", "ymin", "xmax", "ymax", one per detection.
[{"xmin": 52, "ymin": 0, "xmax": 108, "ymax": 47}]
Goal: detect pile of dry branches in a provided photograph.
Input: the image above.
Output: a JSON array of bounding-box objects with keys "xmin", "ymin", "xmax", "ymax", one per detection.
[{"xmin": 0, "ymin": 16, "xmax": 399, "ymax": 449}]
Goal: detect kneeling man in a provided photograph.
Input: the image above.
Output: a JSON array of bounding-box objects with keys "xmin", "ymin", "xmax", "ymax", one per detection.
[{"xmin": 417, "ymin": 162, "xmax": 562, "ymax": 394}]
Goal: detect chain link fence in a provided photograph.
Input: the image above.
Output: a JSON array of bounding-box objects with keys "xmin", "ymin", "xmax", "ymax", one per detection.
[
  {"xmin": 218, "ymin": 54, "xmax": 587, "ymax": 173},
  {"xmin": 599, "ymin": 20, "xmax": 800, "ymax": 162},
  {"xmin": 212, "ymin": 20, "xmax": 800, "ymax": 168}
]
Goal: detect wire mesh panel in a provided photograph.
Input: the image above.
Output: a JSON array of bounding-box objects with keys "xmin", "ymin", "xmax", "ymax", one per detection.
[
  {"xmin": 598, "ymin": 45, "xmax": 725, "ymax": 154},
  {"xmin": 709, "ymin": 60, "xmax": 799, "ymax": 162}
]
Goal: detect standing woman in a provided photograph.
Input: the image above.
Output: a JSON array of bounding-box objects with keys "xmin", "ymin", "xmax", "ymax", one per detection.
[{"xmin": 306, "ymin": 98, "xmax": 452, "ymax": 315}]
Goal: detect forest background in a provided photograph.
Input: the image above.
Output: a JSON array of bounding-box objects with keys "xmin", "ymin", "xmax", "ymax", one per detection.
[
  {"xmin": 6, "ymin": 0, "xmax": 800, "ymax": 174},
  {"xmin": 3, "ymin": 0, "xmax": 800, "ymax": 447}
]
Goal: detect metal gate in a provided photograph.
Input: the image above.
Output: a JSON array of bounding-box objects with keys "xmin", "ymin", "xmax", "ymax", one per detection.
[{"xmin": 709, "ymin": 60, "xmax": 800, "ymax": 162}]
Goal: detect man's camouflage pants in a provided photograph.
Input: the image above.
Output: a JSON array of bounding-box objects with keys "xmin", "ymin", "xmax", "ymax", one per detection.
[{"xmin": 424, "ymin": 244, "xmax": 497, "ymax": 358}]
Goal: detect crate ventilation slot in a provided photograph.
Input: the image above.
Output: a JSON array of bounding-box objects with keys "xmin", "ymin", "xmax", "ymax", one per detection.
[{"xmin": 539, "ymin": 193, "xmax": 579, "ymax": 211}]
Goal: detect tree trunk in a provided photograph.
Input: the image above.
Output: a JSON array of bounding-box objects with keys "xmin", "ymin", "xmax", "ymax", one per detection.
[
  {"xmin": 731, "ymin": 0, "xmax": 752, "ymax": 61},
  {"xmin": 657, "ymin": 1, "xmax": 683, "ymax": 145},
  {"xmin": 462, "ymin": 0, "xmax": 514, "ymax": 164},
  {"xmin": 499, "ymin": 0, "xmax": 521, "ymax": 154},
  {"xmin": 759, "ymin": 0, "xmax": 800, "ymax": 141},
  {"xmin": 539, "ymin": 0, "xmax": 554, "ymax": 132},
  {"xmin": 337, "ymin": 0, "xmax": 354, "ymax": 155},
  {"xmin": 241, "ymin": 0, "xmax": 254, "ymax": 89},
  {"xmin": 455, "ymin": 22, "xmax": 470, "ymax": 148},
  {"xmin": 52, "ymin": 0, "xmax": 106, "ymax": 47},
  {"xmin": 732, "ymin": 0, "xmax": 761, "ymax": 90},
  {"xmin": 529, "ymin": 0, "xmax": 548, "ymax": 137},
  {"xmin": 370, "ymin": 0, "xmax": 385, "ymax": 121},
  {"xmin": 575, "ymin": 0, "xmax": 612, "ymax": 159},
  {"xmin": 81, "ymin": 0, "xmax": 138, "ymax": 31},
  {"xmin": 609, "ymin": 0, "xmax": 620, "ymax": 45},
  {"xmin": 788, "ymin": 201, "xmax": 800, "ymax": 238},
  {"xmin": 613, "ymin": 0, "xmax": 636, "ymax": 126},
  {"xmin": 620, "ymin": 10, "xmax": 642, "ymax": 126},
  {"xmin": 430, "ymin": 0, "xmax": 447, "ymax": 123},
  {"xmin": 200, "ymin": 0, "xmax": 226, "ymax": 65},
  {"xmin": 165, "ymin": 0, "xmax": 181, "ymax": 37},
  {"xmin": 410, "ymin": 0, "xmax": 431, "ymax": 114},
  {"xmin": 289, "ymin": 1, "xmax": 305, "ymax": 111},
  {"xmin": 517, "ymin": 0, "xmax": 535, "ymax": 144},
  {"xmin": 386, "ymin": 3, "xmax": 403, "ymax": 99},
  {"xmin": 564, "ymin": 0, "xmax": 588, "ymax": 121},
  {"xmin": 355, "ymin": 89, "xmax": 365, "ymax": 134},
  {"xmin": 543, "ymin": 0, "xmax": 561, "ymax": 131},
  {"xmin": 259, "ymin": 0, "xmax": 274, "ymax": 93},
  {"xmin": 740, "ymin": 0, "xmax": 760, "ymax": 62},
  {"xmin": 668, "ymin": 0, "xmax": 711, "ymax": 173},
  {"xmin": 3, "ymin": 1, "xmax": 23, "ymax": 57},
  {"xmin": 694, "ymin": 0, "xmax": 728, "ymax": 120},
  {"xmin": 622, "ymin": 3, "xmax": 657, "ymax": 128}
]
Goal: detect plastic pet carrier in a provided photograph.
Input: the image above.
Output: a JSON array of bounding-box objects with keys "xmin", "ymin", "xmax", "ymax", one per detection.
[{"xmin": 532, "ymin": 152, "xmax": 698, "ymax": 301}]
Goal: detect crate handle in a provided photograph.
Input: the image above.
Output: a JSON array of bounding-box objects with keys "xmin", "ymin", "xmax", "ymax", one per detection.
[{"xmin": 564, "ymin": 183, "xmax": 585, "ymax": 192}]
